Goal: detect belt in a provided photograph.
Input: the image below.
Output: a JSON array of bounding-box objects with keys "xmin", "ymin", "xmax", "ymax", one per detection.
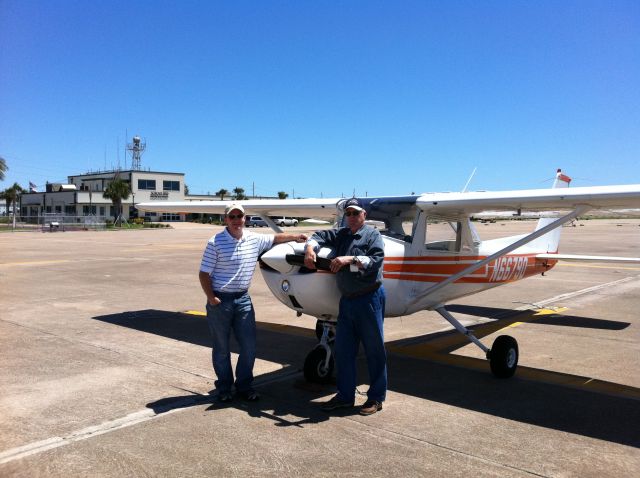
[
  {"xmin": 343, "ymin": 283, "xmax": 381, "ymax": 299},
  {"xmin": 214, "ymin": 290, "xmax": 249, "ymax": 299}
]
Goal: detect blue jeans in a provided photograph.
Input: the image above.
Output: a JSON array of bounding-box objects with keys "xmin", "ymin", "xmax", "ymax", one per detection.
[
  {"xmin": 205, "ymin": 291, "xmax": 256, "ymax": 394},
  {"xmin": 335, "ymin": 286, "xmax": 387, "ymax": 403}
]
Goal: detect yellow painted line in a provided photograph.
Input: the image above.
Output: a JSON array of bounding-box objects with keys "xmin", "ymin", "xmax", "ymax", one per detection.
[
  {"xmin": 184, "ymin": 310, "xmax": 205, "ymax": 316},
  {"xmin": 504, "ymin": 307, "xmax": 568, "ymax": 329},
  {"xmin": 0, "ymin": 259, "xmax": 71, "ymax": 267}
]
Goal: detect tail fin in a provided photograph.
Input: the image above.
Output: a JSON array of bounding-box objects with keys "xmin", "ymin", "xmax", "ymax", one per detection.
[{"xmin": 531, "ymin": 169, "xmax": 572, "ymax": 252}]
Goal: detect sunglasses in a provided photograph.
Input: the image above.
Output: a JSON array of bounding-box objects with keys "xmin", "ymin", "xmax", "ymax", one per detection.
[
  {"xmin": 344, "ymin": 210, "xmax": 362, "ymax": 217},
  {"xmin": 227, "ymin": 213, "xmax": 245, "ymax": 220}
]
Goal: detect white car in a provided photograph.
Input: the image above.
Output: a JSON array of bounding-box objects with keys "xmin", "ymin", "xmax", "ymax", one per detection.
[{"xmin": 270, "ymin": 216, "xmax": 298, "ymax": 227}]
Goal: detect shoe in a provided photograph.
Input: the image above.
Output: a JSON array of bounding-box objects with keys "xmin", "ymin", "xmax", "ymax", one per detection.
[
  {"xmin": 360, "ymin": 400, "xmax": 382, "ymax": 415},
  {"xmin": 239, "ymin": 390, "xmax": 260, "ymax": 402},
  {"xmin": 217, "ymin": 392, "xmax": 233, "ymax": 403},
  {"xmin": 320, "ymin": 395, "xmax": 354, "ymax": 411}
]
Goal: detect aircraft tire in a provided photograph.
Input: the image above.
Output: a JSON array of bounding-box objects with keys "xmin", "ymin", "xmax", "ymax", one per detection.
[
  {"xmin": 489, "ymin": 335, "xmax": 519, "ymax": 378},
  {"xmin": 303, "ymin": 347, "xmax": 334, "ymax": 383}
]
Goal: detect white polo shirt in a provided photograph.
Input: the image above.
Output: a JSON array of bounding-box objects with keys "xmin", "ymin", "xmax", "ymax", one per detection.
[{"xmin": 200, "ymin": 228, "xmax": 274, "ymax": 293}]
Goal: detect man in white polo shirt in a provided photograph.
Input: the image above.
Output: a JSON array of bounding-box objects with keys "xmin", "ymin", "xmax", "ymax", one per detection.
[{"xmin": 199, "ymin": 204, "xmax": 307, "ymax": 403}]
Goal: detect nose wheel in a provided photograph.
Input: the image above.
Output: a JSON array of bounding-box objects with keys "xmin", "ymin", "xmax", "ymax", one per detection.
[
  {"xmin": 303, "ymin": 346, "xmax": 335, "ymax": 383},
  {"xmin": 304, "ymin": 320, "xmax": 336, "ymax": 383}
]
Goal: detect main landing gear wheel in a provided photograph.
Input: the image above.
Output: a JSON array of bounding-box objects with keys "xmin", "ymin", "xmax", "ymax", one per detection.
[
  {"xmin": 303, "ymin": 347, "xmax": 334, "ymax": 383},
  {"xmin": 489, "ymin": 335, "xmax": 519, "ymax": 378}
]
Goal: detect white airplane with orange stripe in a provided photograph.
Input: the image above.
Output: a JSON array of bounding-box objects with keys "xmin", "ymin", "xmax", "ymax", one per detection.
[{"xmin": 137, "ymin": 170, "xmax": 640, "ymax": 381}]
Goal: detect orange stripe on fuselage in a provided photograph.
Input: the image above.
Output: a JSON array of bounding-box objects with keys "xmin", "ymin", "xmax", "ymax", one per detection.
[{"xmin": 382, "ymin": 255, "xmax": 555, "ymax": 284}]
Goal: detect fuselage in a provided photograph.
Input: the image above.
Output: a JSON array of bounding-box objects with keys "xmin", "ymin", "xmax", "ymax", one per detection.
[{"xmin": 259, "ymin": 234, "xmax": 556, "ymax": 320}]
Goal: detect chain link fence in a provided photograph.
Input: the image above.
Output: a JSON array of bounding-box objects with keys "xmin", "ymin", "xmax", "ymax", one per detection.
[{"xmin": 0, "ymin": 214, "xmax": 107, "ymax": 232}]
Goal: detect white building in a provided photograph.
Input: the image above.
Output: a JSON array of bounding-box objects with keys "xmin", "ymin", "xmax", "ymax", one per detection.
[{"xmin": 20, "ymin": 169, "xmax": 189, "ymax": 222}]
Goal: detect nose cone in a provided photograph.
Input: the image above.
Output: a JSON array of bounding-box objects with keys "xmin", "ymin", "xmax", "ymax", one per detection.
[{"xmin": 261, "ymin": 243, "xmax": 295, "ymax": 274}]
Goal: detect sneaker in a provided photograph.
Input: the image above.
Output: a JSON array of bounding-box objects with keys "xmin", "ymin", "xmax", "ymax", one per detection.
[
  {"xmin": 359, "ymin": 400, "xmax": 382, "ymax": 415},
  {"xmin": 320, "ymin": 395, "xmax": 354, "ymax": 411},
  {"xmin": 239, "ymin": 390, "xmax": 260, "ymax": 402}
]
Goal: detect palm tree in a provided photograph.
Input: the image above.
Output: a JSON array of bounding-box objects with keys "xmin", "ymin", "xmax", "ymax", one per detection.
[
  {"xmin": 103, "ymin": 177, "xmax": 131, "ymax": 226},
  {"xmin": 277, "ymin": 191, "xmax": 289, "ymax": 199},
  {"xmin": 0, "ymin": 190, "xmax": 7, "ymax": 215},
  {"xmin": 0, "ymin": 156, "xmax": 7, "ymax": 181},
  {"xmin": 3, "ymin": 182, "xmax": 24, "ymax": 228},
  {"xmin": 216, "ymin": 188, "xmax": 228, "ymax": 200},
  {"xmin": 233, "ymin": 187, "xmax": 246, "ymax": 200}
]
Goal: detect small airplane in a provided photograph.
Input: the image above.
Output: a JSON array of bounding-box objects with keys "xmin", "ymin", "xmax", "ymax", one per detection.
[{"xmin": 137, "ymin": 170, "xmax": 640, "ymax": 382}]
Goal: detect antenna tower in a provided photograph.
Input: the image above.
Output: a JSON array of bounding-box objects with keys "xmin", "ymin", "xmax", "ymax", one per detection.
[{"xmin": 126, "ymin": 135, "xmax": 146, "ymax": 170}]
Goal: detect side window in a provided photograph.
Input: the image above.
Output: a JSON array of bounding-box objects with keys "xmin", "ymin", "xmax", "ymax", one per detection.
[
  {"xmin": 425, "ymin": 220, "xmax": 461, "ymax": 252},
  {"xmin": 138, "ymin": 179, "xmax": 156, "ymax": 190},
  {"xmin": 163, "ymin": 181, "xmax": 180, "ymax": 191}
]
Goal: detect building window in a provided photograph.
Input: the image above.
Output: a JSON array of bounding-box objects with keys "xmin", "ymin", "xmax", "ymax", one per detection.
[
  {"xmin": 65, "ymin": 206, "xmax": 75, "ymax": 215},
  {"xmin": 138, "ymin": 179, "xmax": 156, "ymax": 190},
  {"xmin": 163, "ymin": 180, "xmax": 180, "ymax": 191},
  {"xmin": 82, "ymin": 205, "xmax": 97, "ymax": 215}
]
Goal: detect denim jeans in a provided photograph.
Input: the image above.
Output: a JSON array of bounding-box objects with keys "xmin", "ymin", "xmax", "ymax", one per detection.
[
  {"xmin": 205, "ymin": 291, "xmax": 256, "ymax": 394},
  {"xmin": 335, "ymin": 286, "xmax": 387, "ymax": 402}
]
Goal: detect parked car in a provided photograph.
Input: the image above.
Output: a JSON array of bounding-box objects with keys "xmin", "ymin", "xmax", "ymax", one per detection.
[
  {"xmin": 246, "ymin": 216, "xmax": 268, "ymax": 227},
  {"xmin": 270, "ymin": 216, "xmax": 298, "ymax": 227}
]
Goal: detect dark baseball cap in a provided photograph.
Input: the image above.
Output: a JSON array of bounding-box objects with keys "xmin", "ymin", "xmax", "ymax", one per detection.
[{"xmin": 344, "ymin": 198, "xmax": 364, "ymax": 212}]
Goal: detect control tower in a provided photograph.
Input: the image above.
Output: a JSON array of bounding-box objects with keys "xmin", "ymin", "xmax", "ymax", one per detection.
[{"xmin": 126, "ymin": 136, "xmax": 146, "ymax": 170}]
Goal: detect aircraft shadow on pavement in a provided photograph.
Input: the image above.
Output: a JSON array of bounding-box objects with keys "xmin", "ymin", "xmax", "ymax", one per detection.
[
  {"xmin": 93, "ymin": 309, "xmax": 318, "ymax": 366},
  {"xmin": 446, "ymin": 304, "xmax": 631, "ymax": 330},
  {"xmin": 95, "ymin": 309, "xmax": 639, "ymax": 446}
]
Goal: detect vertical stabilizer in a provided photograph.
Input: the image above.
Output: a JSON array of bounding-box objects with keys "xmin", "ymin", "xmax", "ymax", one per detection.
[{"xmin": 531, "ymin": 169, "xmax": 572, "ymax": 252}]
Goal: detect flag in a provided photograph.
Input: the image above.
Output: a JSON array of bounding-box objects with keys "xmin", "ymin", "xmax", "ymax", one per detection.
[{"xmin": 29, "ymin": 181, "xmax": 38, "ymax": 192}]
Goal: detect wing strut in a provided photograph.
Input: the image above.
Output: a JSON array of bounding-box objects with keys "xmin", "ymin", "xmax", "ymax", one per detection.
[
  {"xmin": 423, "ymin": 205, "xmax": 591, "ymax": 299},
  {"xmin": 434, "ymin": 306, "xmax": 490, "ymax": 354}
]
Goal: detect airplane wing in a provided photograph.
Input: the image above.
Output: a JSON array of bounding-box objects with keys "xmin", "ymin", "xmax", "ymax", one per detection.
[
  {"xmin": 416, "ymin": 184, "xmax": 640, "ymax": 216},
  {"xmin": 137, "ymin": 183, "xmax": 640, "ymax": 220},
  {"xmin": 136, "ymin": 198, "xmax": 341, "ymax": 219}
]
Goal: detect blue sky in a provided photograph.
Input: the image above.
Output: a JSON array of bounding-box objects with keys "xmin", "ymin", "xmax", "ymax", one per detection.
[{"xmin": 1, "ymin": 0, "xmax": 639, "ymax": 197}]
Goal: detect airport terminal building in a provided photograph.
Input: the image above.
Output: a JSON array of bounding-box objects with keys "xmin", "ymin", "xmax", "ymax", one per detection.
[{"xmin": 20, "ymin": 169, "xmax": 193, "ymax": 222}]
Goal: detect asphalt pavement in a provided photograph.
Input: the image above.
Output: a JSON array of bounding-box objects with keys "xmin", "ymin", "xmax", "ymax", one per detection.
[{"xmin": 1, "ymin": 219, "xmax": 639, "ymax": 477}]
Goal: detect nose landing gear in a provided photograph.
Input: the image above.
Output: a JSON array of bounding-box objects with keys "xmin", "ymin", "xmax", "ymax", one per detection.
[{"xmin": 303, "ymin": 320, "xmax": 336, "ymax": 383}]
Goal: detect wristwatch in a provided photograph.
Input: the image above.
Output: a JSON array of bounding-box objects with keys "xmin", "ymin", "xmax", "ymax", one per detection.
[{"xmin": 351, "ymin": 256, "xmax": 358, "ymax": 265}]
